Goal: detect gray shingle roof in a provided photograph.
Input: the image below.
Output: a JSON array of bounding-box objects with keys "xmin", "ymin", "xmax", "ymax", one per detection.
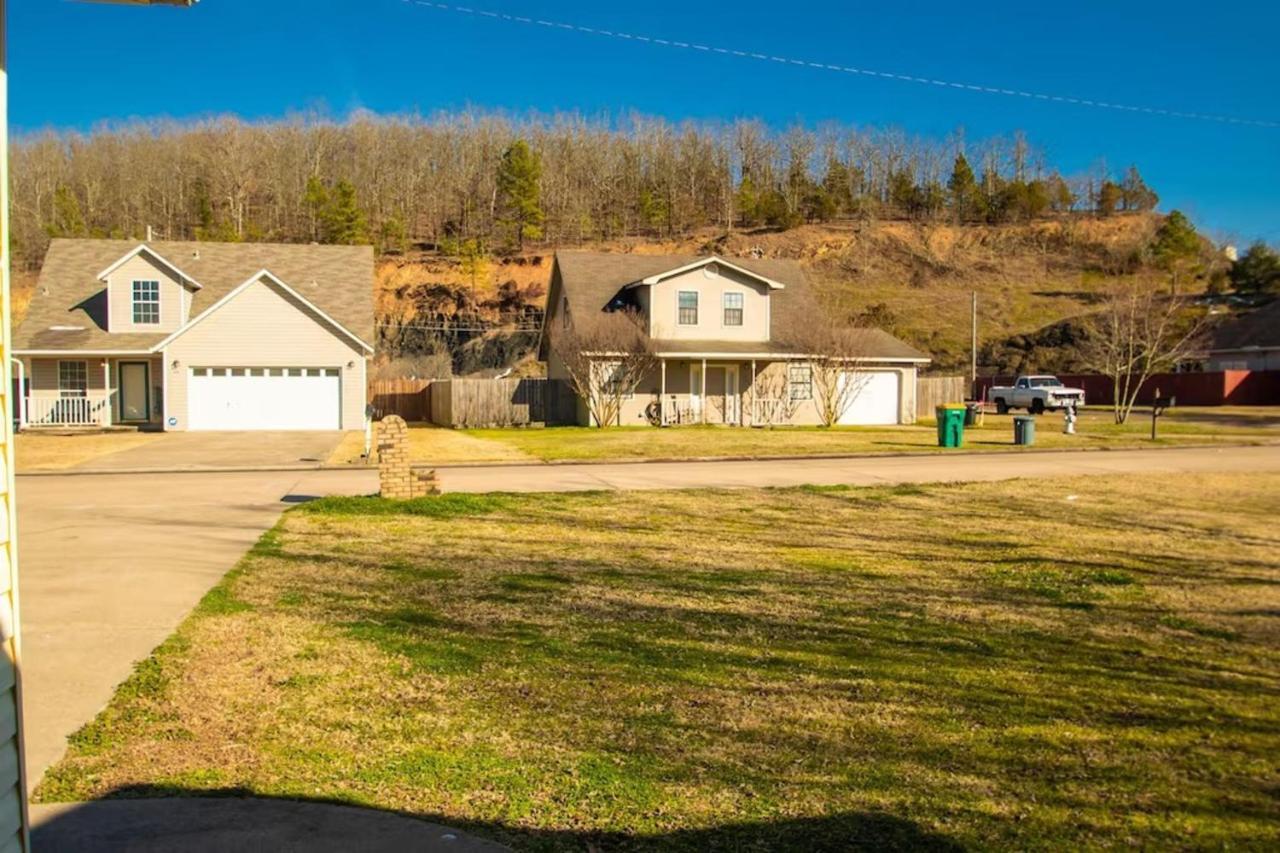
[
  {"xmin": 1207, "ymin": 299, "xmax": 1280, "ymax": 351},
  {"xmin": 550, "ymin": 250, "xmax": 929, "ymax": 362},
  {"xmin": 16, "ymin": 239, "xmax": 374, "ymax": 351}
]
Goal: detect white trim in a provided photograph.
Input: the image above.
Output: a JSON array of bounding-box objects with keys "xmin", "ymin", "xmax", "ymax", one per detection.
[
  {"xmin": 651, "ymin": 350, "xmax": 930, "ymax": 363},
  {"xmin": 161, "ymin": 347, "xmax": 170, "ymax": 430},
  {"xmin": 629, "ymin": 255, "xmax": 786, "ymax": 290},
  {"xmin": 149, "ymin": 269, "xmax": 374, "ymax": 354},
  {"xmin": 14, "ymin": 349, "xmax": 157, "ymax": 356},
  {"xmin": 96, "ymin": 243, "xmax": 204, "ymax": 290}
]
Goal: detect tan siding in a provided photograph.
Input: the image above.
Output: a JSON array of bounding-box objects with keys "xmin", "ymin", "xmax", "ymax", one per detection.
[
  {"xmin": 106, "ymin": 254, "xmax": 188, "ymax": 333},
  {"xmin": 647, "ymin": 267, "xmax": 771, "ymax": 342},
  {"xmin": 29, "ymin": 357, "xmax": 108, "ymax": 393},
  {"xmin": 165, "ymin": 276, "xmax": 367, "ymax": 430},
  {"xmin": 611, "ymin": 359, "xmax": 917, "ymax": 427}
]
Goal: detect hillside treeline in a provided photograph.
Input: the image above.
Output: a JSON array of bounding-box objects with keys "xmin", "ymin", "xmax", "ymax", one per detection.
[{"xmin": 11, "ymin": 111, "xmax": 1160, "ymax": 269}]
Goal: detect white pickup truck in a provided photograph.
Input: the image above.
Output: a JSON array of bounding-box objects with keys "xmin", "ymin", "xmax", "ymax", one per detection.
[{"xmin": 988, "ymin": 375, "xmax": 1085, "ymax": 414}]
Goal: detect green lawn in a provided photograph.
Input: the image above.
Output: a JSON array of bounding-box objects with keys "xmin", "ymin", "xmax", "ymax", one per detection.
[
  {"xmin": 458, "ymin": 406, "xmax": 1279, "ymax": 463},
  {"xmin": 38, "ymin": 472, "xmax": 1280, "ymax": 850}
]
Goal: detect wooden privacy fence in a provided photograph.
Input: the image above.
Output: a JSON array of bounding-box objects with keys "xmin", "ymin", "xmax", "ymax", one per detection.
[
  {"xmin": 368, "ymin": 378, "xmax": 433, "ymax": 422},
  {"xmin": 916, "ymin": 375, "xmax": 969, "ymax": 413},
  {"xmin": 429, "ymin": 378, "xmax": 577, "ymax": 427}
]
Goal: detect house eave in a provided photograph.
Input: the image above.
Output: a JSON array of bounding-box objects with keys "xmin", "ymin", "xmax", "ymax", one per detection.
[
  {"xmin": 627, "ymin": 255, "xmax": 786, "ymax": 290},
  {"xmin": 96, "ymin": 243, "xmax": 204, "ymax": 290}
]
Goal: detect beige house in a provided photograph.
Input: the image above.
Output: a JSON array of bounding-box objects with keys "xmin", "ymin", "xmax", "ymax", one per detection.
[
  {"xmin": 14, "ymin": 239, "xmax": 373, "ymax": 431},
  {"xmin": 542, "ymin": 251, "xmax": 930, "ymax": 426}
]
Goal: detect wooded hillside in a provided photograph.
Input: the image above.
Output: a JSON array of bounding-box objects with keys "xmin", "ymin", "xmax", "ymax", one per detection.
[
  {"xmin": 12, "ymin": 111, "xmax": 1159, "ymax": 270},
  {"xmin": 16, "ymin": 111, "xmax": 1243, "ymax": 377}
]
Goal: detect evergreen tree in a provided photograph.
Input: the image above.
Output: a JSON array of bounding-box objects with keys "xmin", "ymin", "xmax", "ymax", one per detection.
[
  {"xmin": 887, "ymin": 170, "xmax": 919, "ymax": 217},
  {"xmin": 946, "ymin": 153, "xmax": 980, "ymax": 222},
  {"xmin": 190, "ymin": 178, "xmax": 215, "ymax": 237},
  {"xmin": 735, "ymin": 174, "xmax": 761, "ymax": 227},
  {"xmin": 1150, "ymin": 210, "xmax": 1200, "ymax": 293},
  {"xmin": 495, "ymin": 139, "xmax": 544, "ymax": 251},
  {"xmin": 821, "ymin": 158, "xmax": 854, "ymax": 216},
  {"xmin": 47, "ymin": 185, "xmax": 87, "ymax": 238},
  {"xmin": 1120, "ymin": 166, "xmax": 1158, "ymax": 212},
  {"xmin": 1229, "ymin": 242, "xmax": 1280, "ymax": 294},
  {"xmin": 304, "ymin": 175, "xmax": 329, "ymax": 241},
  {"xmin": 320, "ymin": 180, "xmax": 367, "ymax": 245},
  {"xmin": 1097, "ymin": 181, "xmax": 1122, "ymax": 216},
  {"xmin": 1046, "ymin": 174, "xmax": 1075, "ymax": 213}
]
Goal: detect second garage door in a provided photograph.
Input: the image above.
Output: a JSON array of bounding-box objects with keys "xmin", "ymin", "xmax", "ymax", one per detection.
[
  {"xmin": 837, "ymin": 370, "xmax": 902, "ymax": 425},
  {"xmin": 188, "ymin": 367, "xmax": 341, "ymax": 431}
]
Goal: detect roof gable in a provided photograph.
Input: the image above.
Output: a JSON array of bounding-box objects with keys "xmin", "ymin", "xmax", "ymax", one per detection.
[
  {"xmin": 96, "ymin": 243, "xmax": 203, "ymax": 290},
  {"xmin": 16, "ymin": 239, "xmax": 375, "ymax": 353},
  {"xmin": 629, "ymin": 256, "xmax": 786, "ymax": 290},
  {"xmin": 153, "ymin": 269, "xmax": 374, "ymax": 353}
]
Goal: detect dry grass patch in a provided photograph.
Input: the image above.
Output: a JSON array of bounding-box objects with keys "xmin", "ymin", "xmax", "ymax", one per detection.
[
  {"xmin": 328, "ymin": 425, "xmax": 537, "ymax": 465},
  {"xmin": 38, "ymin": 474, "xmax": 1280, "ymax": 851},
  {"xmin": 16, "ymin": 431, "xmax": 163, "ymax": 472}
]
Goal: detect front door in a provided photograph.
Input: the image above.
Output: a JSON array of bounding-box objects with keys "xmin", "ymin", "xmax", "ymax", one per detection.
[{"xmin": 118, "ymin": 361, "xmax": 150, "ymax": 422}]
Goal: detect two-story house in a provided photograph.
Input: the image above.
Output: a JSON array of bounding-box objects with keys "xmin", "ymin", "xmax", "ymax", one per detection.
[
  {"xmin": 541, "ymin": 251, "xmax": 930, "ymax": 426},
  {"xmin": 14, "ymin": 239, "xmax": 373, "ymax": 431}
]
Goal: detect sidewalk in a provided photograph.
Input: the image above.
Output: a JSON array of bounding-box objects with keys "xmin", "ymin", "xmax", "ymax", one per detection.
[{"xmin": 431, "ymin": 444, "xmax": 1280, "ymax": 493}]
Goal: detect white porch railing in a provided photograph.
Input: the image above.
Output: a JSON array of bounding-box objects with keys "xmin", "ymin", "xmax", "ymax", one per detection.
[
  {"xmin": 749, "ymin": 397, "xmax": 791, "ymax": 426},
  {"xmin": 23, "ymin": 392, "xmax": 115, "ymax": 428}
]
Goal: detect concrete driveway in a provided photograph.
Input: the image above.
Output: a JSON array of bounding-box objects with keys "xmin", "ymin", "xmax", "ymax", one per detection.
[
  {"xmin": 68, "ymin": 430, "xmax": 350, "ymax": 472},
  {"xmin": 16, "ymin": 467, "xmax": 374, "ymax": 794}
]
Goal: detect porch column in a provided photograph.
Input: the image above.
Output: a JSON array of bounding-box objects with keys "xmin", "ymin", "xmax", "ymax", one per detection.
[
  {"xmin": 750, "ymin": 359, "xmax": 757, "ymax": 426},
  {"xmin": 700, "ymin": 358, "xmax": 707, "ymax": 425},
  {"xmin": 659, "ymin": 359, "xmax": 667, "ymax": 426},
  {"xmin": 102, "ymin": 358, "xmax": 111, "ymax": 426}
]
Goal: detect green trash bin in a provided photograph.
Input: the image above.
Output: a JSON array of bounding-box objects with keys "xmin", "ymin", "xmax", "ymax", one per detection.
[
  {"xmin": 936, "ymin": 405, "xmax": 966, "ymax": 448},
  {"xmin": 1013, "ymin": 415, "xmax": 1036, "ymax": 446}
]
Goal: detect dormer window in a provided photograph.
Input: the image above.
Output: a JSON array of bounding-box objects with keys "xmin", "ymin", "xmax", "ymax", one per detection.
[
  {"xmin": 678, "ymin": 291, "xmax": 698, "ymax": 325},
  {"xmin": 132, "ymin": 280, "xmax": 160, "ymax": 324}
]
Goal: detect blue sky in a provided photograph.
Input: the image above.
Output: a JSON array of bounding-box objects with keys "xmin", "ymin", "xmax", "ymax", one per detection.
[{"xmin": 10, "ymin": 0, "xmax": 1279, "ymax": 241}]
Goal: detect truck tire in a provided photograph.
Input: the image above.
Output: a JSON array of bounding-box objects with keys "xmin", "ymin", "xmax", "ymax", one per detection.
[
  {"xmin": 995, "ymin": 399, "xmax": 1009, "ymax": 415},
  {"xmin": 1030, "ymin": 398, "xmax": 1045, "ymax": 415}
]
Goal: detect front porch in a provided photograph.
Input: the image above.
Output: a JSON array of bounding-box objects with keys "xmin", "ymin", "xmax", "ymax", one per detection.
[{"xmin": 16, "ymin": 355, "xmax": 164, "ymax": 430}]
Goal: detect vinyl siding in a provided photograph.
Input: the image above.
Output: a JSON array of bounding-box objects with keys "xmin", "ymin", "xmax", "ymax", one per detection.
[
  {"xmin": 610, "ymin": 359, "xmax": 918, "ymax": 426},
  {"xmin": 646, "ymin": 266, "xmax": 771, "ymax": 343},
  {"xmin": 165, "ymin": 276, "xmax": 367, "ymax": 430},
  {"xmin": 106, "ymin": 254, "xmax": 189, "ymax": 334}
]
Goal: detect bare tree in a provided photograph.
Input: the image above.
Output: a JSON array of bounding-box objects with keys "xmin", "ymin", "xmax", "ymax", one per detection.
[
  {"xmin": 1082, "ymin": 284, "xmax": 1208, "ymax": 424},
  {"xmin": 776, "ymin": 308, "xmax": 874, "ymax": 427},
  {"xmin": 745, "ymin": 366, "xmax": 800, "ymax": 426},
  {"xmin": 548, "ymin": 310, "xmax": 657, "ymax": 428}
]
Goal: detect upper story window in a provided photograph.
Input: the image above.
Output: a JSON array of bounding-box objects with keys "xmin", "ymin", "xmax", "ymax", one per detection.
[
  {"xmin": 58, "ymin": 360, "xmax": 87, "ymax": 398},
  {"xmin": 678, "ymin": 291, "xmax": 698, "ymax": 325},
  {"xmin": 723, "ymin": 292, "xmax": 744, "ymax": 326},
  {"xmin": 132, "ymin": 280, "xmax": 160, "ymax": 324}
]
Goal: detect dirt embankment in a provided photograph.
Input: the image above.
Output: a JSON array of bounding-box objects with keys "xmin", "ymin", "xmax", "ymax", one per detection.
[{"xmin": 378, "ymin": 214, "xmax": 1178, "ymax": 374}]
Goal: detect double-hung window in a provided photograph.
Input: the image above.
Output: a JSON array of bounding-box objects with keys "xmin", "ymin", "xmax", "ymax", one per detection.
[
  {"xmin": 788, "ymin": 363, "xmax": 813, "ymax": 401},
  {"xmin": 677, "ymin": 291, "xmax": 698, "ymax": 325},
  {"xmin": 58, "ymin": 360, "xmax": 87, "ymax": 399},
  {"xmin": 723, "ymin": 292, "xmax": 743, "ymax": 326},
  {"xmin": 132, "ymin": 280, "xmax": 160, "ymax": 324}
]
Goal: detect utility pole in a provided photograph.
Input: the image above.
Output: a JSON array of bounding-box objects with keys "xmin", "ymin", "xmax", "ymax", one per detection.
[
  {"xmin": 0, "ymin": 4, "xmax": 196, "ymax": 850},
  {"xmin": 970, "ymin": 291, "xmax": 978, "ymax": 397}
]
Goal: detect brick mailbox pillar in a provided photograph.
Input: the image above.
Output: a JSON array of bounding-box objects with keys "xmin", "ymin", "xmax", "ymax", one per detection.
[{"xmin": 376, "ymin": 415, "xmax": 438, "ymax": 499}]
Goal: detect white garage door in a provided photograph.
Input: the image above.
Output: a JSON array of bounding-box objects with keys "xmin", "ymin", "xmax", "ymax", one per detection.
[
  {"xmin": 837, "ymin": 370, "xmax": 901, "ymax": 425},
  {"xmin": 188, "ymin": 367, "xmax": 341, "ymax": 431}
]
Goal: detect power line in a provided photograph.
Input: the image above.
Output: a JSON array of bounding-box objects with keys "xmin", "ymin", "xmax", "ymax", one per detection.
[{"xmin": 401, "ymin": 1, "xmax": 1280, "ymax": 130}]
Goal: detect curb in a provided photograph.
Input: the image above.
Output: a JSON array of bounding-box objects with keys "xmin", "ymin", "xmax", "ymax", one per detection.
[{"xmin": 22, "ymin": 440, "xmax": 1274, "ymax": 477}]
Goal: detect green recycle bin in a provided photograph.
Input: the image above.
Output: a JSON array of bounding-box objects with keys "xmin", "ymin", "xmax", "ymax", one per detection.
[
  {"xmin": 1013, "ymin": 415, "xmax": 1036, "ymax": 446},
  {"xmin": 936, "ymin": 405, "xmax": 966, "ymax": 448}
]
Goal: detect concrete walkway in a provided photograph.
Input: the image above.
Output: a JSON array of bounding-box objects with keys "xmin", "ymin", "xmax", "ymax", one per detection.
[
  {"xmin": 68, "ymin": 430, "xmax": 349, "ymax": 471},
  {"xmin": 17, "ymin": 468, "xmax": 372, "ymax": 794},
  {"xmin": 31, "ymin": 799, "xmax": 507, "ymax": 852},
  {"xmin": 431, "ymin": 444, "xmax": 1280, "ymax": 493}
]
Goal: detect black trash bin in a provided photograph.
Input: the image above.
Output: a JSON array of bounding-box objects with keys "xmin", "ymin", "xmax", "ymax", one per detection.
[{"xmin": 963, "ymin": 402, "xmax": 981, "ymax": 427}]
